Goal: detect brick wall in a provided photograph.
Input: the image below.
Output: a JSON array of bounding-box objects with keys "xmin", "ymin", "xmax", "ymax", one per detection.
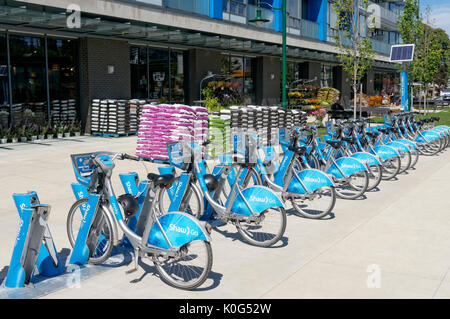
[{"xmin": 79, "ymin": 37, "xmax": 131, "ymax": 133}]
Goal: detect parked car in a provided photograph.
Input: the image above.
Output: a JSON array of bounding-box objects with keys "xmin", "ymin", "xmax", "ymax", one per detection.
[
  {"xmin": 433, "ymin": 96, "xmax": 449, "ymax": 107},
  {"xmin": 440, "ymin": 89, "xmax": 450, "ymax": 100}
]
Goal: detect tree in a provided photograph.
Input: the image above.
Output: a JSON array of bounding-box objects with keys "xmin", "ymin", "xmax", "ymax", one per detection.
[
  {"xmin": 332, "ymin": 0, "xmax": 374, "ymax": 118},
  {"xmin": 397, "ymin": 0, "xmax": 421, "ymax": 109},
  {"xmin": 413, "ymin": 7, "xmax": 445, "ymax": 113}
]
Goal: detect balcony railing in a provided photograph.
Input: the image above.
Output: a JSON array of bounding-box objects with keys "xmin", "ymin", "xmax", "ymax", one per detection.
[
  {"xmin": 370, "ymin": 38, "xmax": 391, "ymax": 56},
  {"xmin": 165, "ymin": 0, "xmax": 209, "ymax": 16},
  {"xmin": 224, "ymin": 0, "xmax": 246, "ymax": 17},
  {"xmin": 301, "ymin": 19, "xmax": 319, "ymax": 40}
]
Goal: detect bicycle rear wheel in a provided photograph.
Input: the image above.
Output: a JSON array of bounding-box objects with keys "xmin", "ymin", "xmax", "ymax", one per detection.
[
  {"xmin": 153, "ymin": 240, "xmax": 213, "ymax": 290},
  {"xmin": 236, "ymin": 207, "xmax": 286, "ymax": 247}
]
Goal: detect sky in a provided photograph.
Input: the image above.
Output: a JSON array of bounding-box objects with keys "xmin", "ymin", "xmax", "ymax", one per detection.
[{"xmin": 420, "ymin": 0, "xmax": 450, "ymax": 36}]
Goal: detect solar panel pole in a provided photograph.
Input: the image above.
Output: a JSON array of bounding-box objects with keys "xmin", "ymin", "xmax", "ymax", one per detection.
[{"xmin": 401, "ymin": 63, "xmax": 409, "ymax": 112}]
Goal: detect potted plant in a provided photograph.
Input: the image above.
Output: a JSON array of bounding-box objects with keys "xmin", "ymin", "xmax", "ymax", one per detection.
[
  {"xmin": 63, "ymin": 124, "xmax": 71, "ymax": 138},
  {"xmin": 47, "ymin": 125, "xmax": 55, "ymax": 140},
  {"xmin": 56, "ymin": 124, "xmax": 64, "ymax": 139},
  {"xmin": 29, "ymin": 123, "xmax": 38, "ymax": 141},
  {"xmin": 10, "ymin": 127, "xmax": 19, "ymax": 143},
  {"xmin": 72, "ymin": 121, "xmax": 82, "ymax": 137},
  {"xmin": 38, "ymin": 125, "xmax": 45, "ymax": 141},
  {"xmin": 19, "ymin": 125, "xmax": 28, "ymax": 142},
  {"xmin": 0, "ymin": 126, "xmax": 7, "ymax": 144}
]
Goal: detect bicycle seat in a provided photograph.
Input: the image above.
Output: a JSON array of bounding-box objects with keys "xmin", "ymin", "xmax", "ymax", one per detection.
[
  {"xmin": 326, "ymin": 140, "xmax": 343, "ymax": 149},
  {"xmin": 342, "ymin": 137, "xmax": 356, "ymax": 144},
  {"xmin": 147, "ymin": 173, "xmax": 175, "ymax": 188}
]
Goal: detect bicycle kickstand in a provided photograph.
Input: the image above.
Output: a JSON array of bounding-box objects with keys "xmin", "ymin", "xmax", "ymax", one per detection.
[{"xmin": 126, "ymin": 248, "xmax": 140, "ymax": 274}]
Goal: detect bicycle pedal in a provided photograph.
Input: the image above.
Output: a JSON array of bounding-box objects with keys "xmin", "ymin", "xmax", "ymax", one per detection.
[{"xmin": 126, "ymin": 268, "xmax": 138, "ymax": 274}]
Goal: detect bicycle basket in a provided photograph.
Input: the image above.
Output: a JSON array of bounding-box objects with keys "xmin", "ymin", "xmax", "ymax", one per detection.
[{"xmin": 70, "ymin": 153, "xmax": 96, "ymax": 187}]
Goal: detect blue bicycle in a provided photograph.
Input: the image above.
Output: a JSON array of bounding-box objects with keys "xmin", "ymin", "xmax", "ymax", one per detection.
[{"xmin": 67, "ymin": 151, "xmax": 213, "ymax": 290}]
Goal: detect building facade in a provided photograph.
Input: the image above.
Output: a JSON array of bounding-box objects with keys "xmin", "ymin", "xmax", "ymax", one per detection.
[{"xmin": 0, "ymin": 0, "xmax": 403, "ymax": 131}]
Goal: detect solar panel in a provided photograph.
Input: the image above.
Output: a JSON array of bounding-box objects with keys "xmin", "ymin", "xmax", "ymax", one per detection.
[{"xmin": 390, "ymin": 44, "xmax": 415, "ymax": 62}]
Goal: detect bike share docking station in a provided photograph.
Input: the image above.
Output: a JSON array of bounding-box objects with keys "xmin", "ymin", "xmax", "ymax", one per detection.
[
  {"xmin": 2, "ymin": 192, "xmax": 64, "ymax": 289},
  {"xmin": 0, "ymin": 188, "xmax": 131, "ymax": 298}
]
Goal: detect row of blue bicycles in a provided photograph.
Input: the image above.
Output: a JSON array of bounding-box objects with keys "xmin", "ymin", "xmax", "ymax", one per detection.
[{"xmin": 67, "ymin": 111, "xmax": 449, "ymax": 290}]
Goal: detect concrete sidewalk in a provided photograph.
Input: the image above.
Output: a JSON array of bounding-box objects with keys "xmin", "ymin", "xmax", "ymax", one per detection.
[{"xmin": 0, "ymin": 136, "xmax": 449, "ymax": 299}]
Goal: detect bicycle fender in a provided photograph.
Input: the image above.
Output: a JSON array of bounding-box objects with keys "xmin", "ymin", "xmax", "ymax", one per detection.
[
  {"xmin": 327, "ymin": 157, "xmax": 367, "ymax": 179},
  {"xmin": 147, "ymin": 212, "xmax": 210, "ymax": 250},
  {"xmin": 372, "ymin": 145, "xmax": 400, "ymax": 161},
  {"xmin": 395, "ymin": 139, "xmax": 417, "ymax": 150},
  {"xmin": 231, "ymin": 186, "xmax": 284, "ymax": 216},
  {"xmin": 288, "ymin": 169, "xmax": 334, "ymax": 194},
  {"xmin": 69, "ymin": 194, "xmax": 101, "ymax": 266},
  {"xmin": 386, "ymin": 141, "xmax": 410, "ymax": 154},
  {"xmin": 350, "ymin": 152, "xmax": 382, "ymax": 166}
]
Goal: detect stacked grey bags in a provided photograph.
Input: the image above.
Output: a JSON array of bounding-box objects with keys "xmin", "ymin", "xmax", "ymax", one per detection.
[
  {"xmin": 90, "ymin": 99, "xmax": 147, "ymax": 136},
  {"xmin": 51, "ymin": 99, "xmax": 77, "ymax": 124}
]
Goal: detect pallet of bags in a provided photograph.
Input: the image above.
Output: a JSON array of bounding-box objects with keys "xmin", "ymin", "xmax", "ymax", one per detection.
[{"xmin": 136, "ymin": 104, "xmax": 196, "ymax": 161}]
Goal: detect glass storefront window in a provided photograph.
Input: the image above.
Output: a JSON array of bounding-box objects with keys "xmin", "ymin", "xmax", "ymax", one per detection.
[
  {"xmin": 130, "ymin": 46, "xmax": 148, "ymax": 99},
  {"xmin": 221, "ymin": 54, "xmax": 254, "ymax": 104},
  {"xmin": 148, "ymin": 48, "xmax": 169, "ymax": 103},
  {"xmin": 0, "ymin": 34, "xmax": 8, "ymax": 126},
  {"xmin": 130, "ymin": 46, "xmax": 185, "ymax": 104},
  {"xmin": 47, "ymin": 38, "xmax": 78, "ymax": 124},
  {"xmin": 170, "ymin": 50, "xmax": 185, "ymax": 103},
  {"xmin": 321, "ymin": 64, "xmax": 334, "ymax": 88},
  {"xmin": 10, "ymin": 35, "xmax": 47, "ymax": 123}
]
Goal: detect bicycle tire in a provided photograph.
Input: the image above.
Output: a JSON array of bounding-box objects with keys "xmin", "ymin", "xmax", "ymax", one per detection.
[
  {"xmin": 153, "ymin": 240, "xmax": 213, "ymax": 290},
  {"xmin": 66, "ymin": 198, "xmax": 115, "ymax": 265},
  {"xmin": 236, "ymin": 207, "xmax": 287, "ymax": 247}
]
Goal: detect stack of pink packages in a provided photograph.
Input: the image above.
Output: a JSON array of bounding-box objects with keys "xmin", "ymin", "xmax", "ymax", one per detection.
[{"xmin": 136, "ymin": 104, "xmax": 209, "ymax": 161}]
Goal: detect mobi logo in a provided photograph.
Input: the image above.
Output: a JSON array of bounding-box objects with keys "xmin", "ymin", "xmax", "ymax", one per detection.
[
  {"xmin": 169, "ymin": 224, "xmax": 199, "ymax": 237},
  {"xmin": 78, "ymin": 191, "xmax": 85, "ymax": 199},
  {"xmin": 249, "ymin": 195, "xmax": 276, "ymax": 205},
  {"xmin": 19, "ymin": 203, "xmax": 26, "ymax": 211}
]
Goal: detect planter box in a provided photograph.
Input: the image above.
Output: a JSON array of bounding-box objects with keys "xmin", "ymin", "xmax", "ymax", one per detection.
[
  {"xmin": 38, "ymin": 135, "xmax": 45, "ymax": 141},
  {"xmin": 0, "ymin": 138, "xmax": 7, "ymax": 144},
  {"xmin": 57, "ymin": 133, "xmax": 63, "ymax": 139},
  {"xmin": 64, "ymin": 133, "xmax": 71, "ymax": 138},
  {"xmin": 20, "ymin": 137, "xmax": 27, "ymax": 142},
  {"xmin": 12, "ymin": 138, "xmax": 18, "ymax": 143},
  {"xmin": 47, "ymin": 134, "xmax": 54, "ymax": 140},
  {"xmin": 74, "ymin": 132, "xmax": 81, "ymax": 137},
  {"xmin": 31, "ymin": 136, "xmax": 37, "ymax": 141}
]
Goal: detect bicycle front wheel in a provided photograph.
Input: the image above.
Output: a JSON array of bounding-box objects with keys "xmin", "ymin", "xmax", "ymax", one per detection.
[
  {"xmin": 335, "ymin": 171, "xmax": 369, "ymax": 200},
  {"xmin": 291, "ymin": 186, "xmax": 336, "ymax": 219},
  {"xmin": 367, "ymin": 164, "xmax": 383, "ymax": 191},
  {"xmin": 153, "ymin": 240, "xmax": 213, "ymax": 290},
  {"xmin": 66, "ymin": 198, "xmax": 115, "ymax": 265},
  {"xmin": 236, "ymin": 207, "xmax": 286, "ymax": 247}
]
